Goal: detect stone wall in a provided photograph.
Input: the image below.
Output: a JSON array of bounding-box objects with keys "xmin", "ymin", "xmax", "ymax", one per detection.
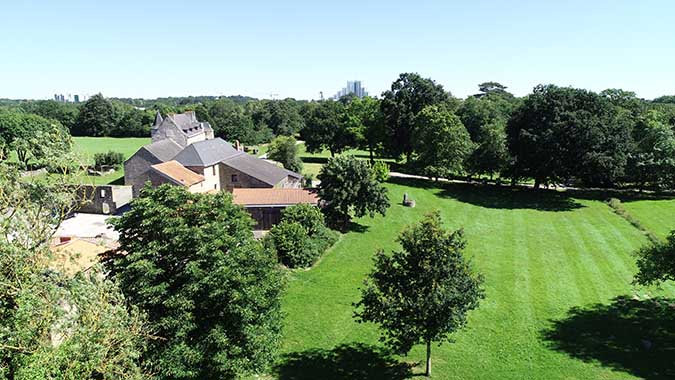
[
  {"xmin": 124, "ymin": 148, "xmax": 160, "ymax": 197},
  {"xmin": 75, "ymin": 185, "xmax": 132, "ymax": 215},
  {"xmin": 219, "ymin": 164, "xmax": 273, "ymax": 192}
]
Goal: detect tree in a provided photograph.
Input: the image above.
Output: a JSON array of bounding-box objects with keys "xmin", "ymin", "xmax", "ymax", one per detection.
[
  {"xmin": 507, "ymin": 85, "xmax": 632, "ymax": 188},
  {"xmin": 19, "ymin": 100, "xmax": 79, "ymax": 132},
  {"xmin": 345, "ymin": 96, "xmax": 385, "ymax": 162},
  {"xmin": 268, "ymin": 135, "xmax": 303, "ymax": 173},
  {"xmin": 465, "ymin": 121, "xmax": 509, "ymax": 178},
  {"xmin": 634, "ymin": 231, "xmax": 675, "ymax": 286},
  {"xmin": 301, "ymin": 100, "xmax": 358, "ymax": 156},
  {"xmin": 354, "ymin": 211, "xmax": 484, "ymax": 377},
  {"xmin": 0, "ymin": 112, "xmax": 71, "ymax": 168},
  {"xmin": 105, "ymin": 185, "xmax": 284, "ymax": 380},
  {"xmin": 73, "ymin": 94, "xmax": 115, "ymax": 136},
  {"xmin": 0, "ymin": 156, "xmax": 147, "ymax": 379},
  {"xmin": 380, "ymin": 73, "xmax": 453, "ymax": 160},
  {"xmin": 413, "ymin": 105, "xmax": 474, "ymax": 180},
  {"xmin": 625, "ymin": 110, "xmax": 675, "ymax": 190},
  {"xmin": 317, "ymin": 155, "xmax": 389, "ymax": 230}
]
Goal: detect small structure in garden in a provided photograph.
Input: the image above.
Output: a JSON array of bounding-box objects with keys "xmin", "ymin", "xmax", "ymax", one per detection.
[{"xmin": 402, "ymin": 192, "xmax": 416, "ymax": 207}]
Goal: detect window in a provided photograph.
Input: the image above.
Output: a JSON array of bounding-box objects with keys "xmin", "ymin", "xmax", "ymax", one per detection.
[
  {"xmin": 231, "ymin": 174, "xmax": 238, "ymax": 183},
  {"xmin": 100, "ymin": 189, "xmax": 106, "ymax": 198},
  {"xmin": 212, "ymin": 166, "xmax": 216, "ymax": 176},
  {"xmin": 214, "ymin": 184, "xmax": 217, "ymax": 190}
]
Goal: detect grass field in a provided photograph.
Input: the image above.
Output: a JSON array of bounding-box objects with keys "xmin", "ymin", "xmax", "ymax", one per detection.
[
  {"xmin": 272, "ymin": 179, "xmax": 675, "ymax": 380},
  {"xmin": 622, "ymin": 199, "xmax": 675, "ymax": 240},
  {"xmin": 72, "ymin": 137, "xmax": 149, "ymax": 185}
]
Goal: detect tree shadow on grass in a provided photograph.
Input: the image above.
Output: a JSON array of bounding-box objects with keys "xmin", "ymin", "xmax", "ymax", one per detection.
[
  {"xmin": 542, "ymin": 295, "xmax": 675, "ymax": 380},
  {"xmin": 348, "ymin": 221, "xmax": 370, "ymax": 233},
  {"xmin": 274, "ymin": 343, "xmax": 413, "ymax": 380},
  {"xmin": 388, "ymin": 177, "xmax": 584, "ymax": 212},
  {"xmin": 301, "ymin": 156, "xmax": 329, "ymax": 165}
]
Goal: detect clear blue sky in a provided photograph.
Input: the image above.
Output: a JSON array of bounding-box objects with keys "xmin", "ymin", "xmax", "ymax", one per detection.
[{"xmin": 2, "ymin": 0, "xmax": 674, "ymax": 100}]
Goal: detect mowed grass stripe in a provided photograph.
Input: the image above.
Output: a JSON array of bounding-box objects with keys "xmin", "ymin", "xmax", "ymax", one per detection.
[{"xmin": 274, "ymin": 182, "xmax": 675, "ymax": 380}]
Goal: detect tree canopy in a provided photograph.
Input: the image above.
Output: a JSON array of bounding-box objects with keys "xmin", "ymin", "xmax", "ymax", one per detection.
[
  {"xmin": 106, "ymin": 185, "xmax": 284, "ymax": 380},
  {"xmin": 268, "ymin": 135, "xmax": 303, "ymax": 173},
  {"xmin": 354, "ymin": 211, "xmax": 484, "ymax": 377},
  {"xmin": 380, "ymin": 73, "xmax": 454, "ymax": 160},
  {"xmin": 317, "ymin": 155, "xmax": 389, "ymax": 230},
  {"xmin": 413, "ymin": 105, "xmax": 474, "ymax": 179}
]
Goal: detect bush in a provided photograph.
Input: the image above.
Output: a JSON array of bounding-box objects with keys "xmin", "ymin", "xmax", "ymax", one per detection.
[
  {"xmin": 266, "ymin": 221, "xmax": 316, "ymax": 268},
  {"xmin": 266, "ymin": 204, "xmax": 339, "ymax": 269},
  {"xmin": 372, "ymin": 160, "xmax": 390, "ymax": 182},
  {"xmin": 93, "ymin": 150, "xmax": 124, "ymax": 169}
]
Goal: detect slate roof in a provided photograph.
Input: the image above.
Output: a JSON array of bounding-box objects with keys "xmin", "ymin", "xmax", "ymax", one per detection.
[
  {"xmin": 223, "ymin": 153, "xmax": 301, "ymax": 186},
  {"xmin": 150, "ymin": 160, "xmax": 204, "ymax": 186},
  {"xmin": 232, "ymin": 188, "xmax": 318, "ymax": 207},
  {"xmin": 141, "ymin": 139, "xmax": 183, "ymax": 162},
  {"xmin": 173, "ymin": 138, "xmax": 242, "ymax": 167}
]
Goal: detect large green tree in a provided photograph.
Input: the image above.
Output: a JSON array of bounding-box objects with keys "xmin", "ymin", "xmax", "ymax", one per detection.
[
  {"xmin": 0, "ymin": 112, "xmax": 71, "ymax": 167},
  {"xmin": 301, "ymin": 100, "xmax": 358, "ymax": 156},
  {"xmin": 106, "ymin": 186, "xmax": 284, "ymax": 380},
  {"xmin": 344, "ymin": 96, "xmax": 385, "ymax": 163},
  {"xmin": 268, "ymin": 135, "xmax": 303, "ymax": 173},
  {"xmin": 19, "ymin": 100, "xmax": 79, "ymax": 132},
  {"xmin": 380, "ymin": 73, "xmax": 454, "ymax": 160},
  {"xmin": 317, "ymin": 155, "xmax": 389, "ymax": 230},
  {"xmin": 625, "ymin": 110, "xmax": 675, "ymax": 190},
  {"xmin": 413, "ymin": 105, "xmax": 474, "ymax": 179},
  {"xmin": 507, "ymin": 85, "xmax": 632, "ymax": 188},
  {"xmin": 0, "ymin": 156, "xmax": 146, "ymax": 380},
  {"xmin": 354, "ymin": 211, "xmax": 484, "ymax": 377},
  {"xmin": 73, "ymin": 93, "xmax": 115, "ymax": 136}
]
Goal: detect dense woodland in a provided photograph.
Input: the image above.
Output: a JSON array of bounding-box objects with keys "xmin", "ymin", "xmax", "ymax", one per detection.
[{"xmin": 1, "ymin": 73, "xmax": 675, "ymax": 190}]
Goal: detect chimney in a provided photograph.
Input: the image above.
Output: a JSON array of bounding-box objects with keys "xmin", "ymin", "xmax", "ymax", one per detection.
[{"xmin": 235, "ymin": 140, "xmax": 241, "ymax": 151}]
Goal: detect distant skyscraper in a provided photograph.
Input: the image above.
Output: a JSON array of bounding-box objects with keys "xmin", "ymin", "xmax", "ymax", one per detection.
[
  {"xmin": 74, "ymin": 94, "xmax": 80, "ymax": 103},
  {"xmin": 332, "ymin": 80, "xmax": 368, "ymax": 99}
]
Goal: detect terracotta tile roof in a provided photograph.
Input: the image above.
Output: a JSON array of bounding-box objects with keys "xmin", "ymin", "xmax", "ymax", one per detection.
[
  {"xmin": 151, "ymin": 160, "xmax": 204, "ymax": 186},
  {"xmin": 50, "ymin": 238, "xmax": 108, "ymax": 277},
  {"xmin": 232, "ymin": 188, "xmax": 318, "ymax": 207}
]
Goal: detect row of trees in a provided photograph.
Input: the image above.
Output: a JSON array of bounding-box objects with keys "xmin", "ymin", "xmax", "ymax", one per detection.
[{"xmin": 300, "ymin": 74, "xmax": 675, "ymax": 190}]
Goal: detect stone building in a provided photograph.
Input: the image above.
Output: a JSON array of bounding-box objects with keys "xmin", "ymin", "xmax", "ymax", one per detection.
[{"xmin": 124, "ymin": 111, "xmax": 303, "ymax": 197}]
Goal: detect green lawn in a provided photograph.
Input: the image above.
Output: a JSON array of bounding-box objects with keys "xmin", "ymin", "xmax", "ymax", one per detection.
[
  {"xmin": 72, "ymin": 137, "xmax": 149, "ymax": 185},
  {"xmin": 273, "ymin": 179, "xmax": 675, "ymax": 380},
  {"xmin": 622, "ymin": 199, "xmax": 675, "ymax": 240}
]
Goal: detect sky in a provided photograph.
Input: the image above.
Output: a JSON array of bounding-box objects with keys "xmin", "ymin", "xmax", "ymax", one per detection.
[{"xmin": 1, "ymin": 0, "xmax": 674, "ymax": 101}]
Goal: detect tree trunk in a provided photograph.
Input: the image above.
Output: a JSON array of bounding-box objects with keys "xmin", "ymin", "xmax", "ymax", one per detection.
[
  {"xmin": 369, "ymin": 147, "xmax": 374, "ymax": 164},
  {"xmin": 330, "ymin": 149, "xmax": 335, "ymax": 157},
  {"xmin": 425, "ymin": 340, "xmax": 432, "ymax": 377},
  {"xmin": 533, "ymin": 178, "xmax": 541, "ymax": 189}
]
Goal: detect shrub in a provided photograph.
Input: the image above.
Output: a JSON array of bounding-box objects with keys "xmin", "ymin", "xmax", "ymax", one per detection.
[
  {"xmin": 266, "ymin": 221, "xmax": 316, "ymax": 268},
  {"xmin": 282, "ymin": 204, "xmax": 326, "ymax": 236},
  {"xmin": 93, "ymin": 150, "xmax": 124, "ymax": 169},
  {"xmin": 266, "ymin": 204, "xmax": 339, "ymax": 269},
  {"xmin": 372, "ymin": 160, "xmax": 390, "ymax": 182}
]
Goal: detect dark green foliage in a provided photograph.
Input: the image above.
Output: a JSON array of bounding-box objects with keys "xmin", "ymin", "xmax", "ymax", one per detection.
[
  {"xmin": 265, "ymin": 204, "xmax": 338, "ymax": 269},
  {"xmin": 413, "ymin": 105, "xmax": 474, "ymax": 179},
  {"xmin": 507, "ymin": 85, "xmax": 632, "ymax": 187},
  {"xmin": 93, "ymin": 150, "xmax": 124, "ymax": 169},
  {"xmin": 465, "ymin": 121, "xmax": 509, "ymax": 177},
  {"xmin": 0, "ymin": 163, "xmax": 147, "ymax": 380},
  {"xmin": 371, "ymin": 160, "xmax": 390, "ymax": 182},
  {"xmin": 73, "ymin": 94, "xmax": 115, "ymax": 136},
  {"xmin": 347, "ymin": 96, "xmax": 385, "ymax": 162},
  {"xmin": 380, "ymin": 73, "xmax": 454, "ymax": 160},
  {"xmin": 354, "ymin": 211, "xmax": 484, "ymax": 376},
  {"xmin": 266, "ymin": 221, "xmax": 315, "ymax": 268},
  {"xmin": 634, "ymin": 231, "xmax": 675, "ymax": 286},
  {"xmin": 110, "ymin": 107, "xmax": 153, "ymax": 137},
  {"xmin": 301, "ymin": 100, "xmax": 358, "ymax": 156},
  {"xmin": 268, "ymin": 135, "xmax": 303, "ymax": 173},
  {"xmin": 19, "ymin": 100, "xmax": 79, "ymax": 132},
  {"xmin": 0, "ymin": 111, "xmax": 72, "ymax": 167},
  {"xmin": 625, "ymin": 110, "xmax": 675, "ymax": 190},
  {"xmin": 317, "ymin": 155, "xmax": 389, "ymax": 229},
  {"xmin": 106, "ymin": 185, "xmax": 284, "ymax": 380}
]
